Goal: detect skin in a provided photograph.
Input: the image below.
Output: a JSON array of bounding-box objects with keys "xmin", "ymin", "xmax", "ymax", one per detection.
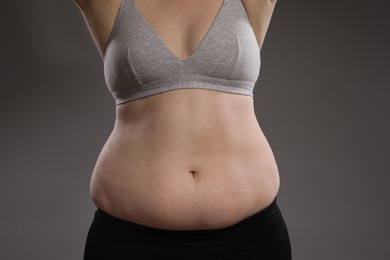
[{"xmin": 73, "ymin": 0, "xmax": 279, "ymax": 230}]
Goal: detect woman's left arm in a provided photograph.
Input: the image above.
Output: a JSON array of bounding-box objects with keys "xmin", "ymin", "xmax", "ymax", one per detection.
[{"xmin": 241, "ymin": 0, "xmax": 278, "ymax": 51}]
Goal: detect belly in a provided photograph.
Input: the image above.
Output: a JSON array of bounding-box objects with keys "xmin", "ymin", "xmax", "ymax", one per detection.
[{"xmin": 90, "ymin": 89, "xmax": 280, "ymax": 230}]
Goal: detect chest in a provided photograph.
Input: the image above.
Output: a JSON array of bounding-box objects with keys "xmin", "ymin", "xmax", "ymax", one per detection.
[
  {"xmin": 133, "ymin": 0, "xmax": 227, "ymax": 61},
  {"xmin": 103, "ymin": 0, "xmax": 260, "ymax": 104}
]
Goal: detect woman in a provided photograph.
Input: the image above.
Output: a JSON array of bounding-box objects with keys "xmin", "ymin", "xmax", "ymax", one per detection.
[{"xmin": 74, "ymin": 0, "xmax": 291, "ymax": 259}]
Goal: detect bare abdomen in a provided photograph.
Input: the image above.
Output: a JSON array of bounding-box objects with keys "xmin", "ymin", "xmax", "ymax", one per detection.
[{"xmin": 89, "ymin": 90, "xmax": 280, "ymax": 230}]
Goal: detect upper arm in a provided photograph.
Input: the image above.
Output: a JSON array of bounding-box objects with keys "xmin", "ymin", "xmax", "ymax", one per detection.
[
  {"xmin": 241, "ymin": 0, "xmax": 278, "ymax": 51},
  {"xmin": 73, "ymin": 0, "xmax": 90, "ymax": 11},
  {"xmin": 72, "ymin": 0, "xmax": 122, "ymax": 60}
]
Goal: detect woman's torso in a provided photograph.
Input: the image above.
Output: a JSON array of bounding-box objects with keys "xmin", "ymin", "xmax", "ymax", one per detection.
[{"xmin": 84, "ymin": 0, "xmax": 280, "ymax": 230}]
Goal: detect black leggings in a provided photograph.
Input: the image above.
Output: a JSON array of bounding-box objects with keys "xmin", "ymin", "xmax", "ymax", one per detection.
[{"xmin": 84, "ymin": 197, "xmax": 291, "ymax": 259}]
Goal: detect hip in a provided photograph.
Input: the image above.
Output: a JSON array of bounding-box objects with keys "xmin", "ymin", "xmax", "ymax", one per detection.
[{"xmin": 84, "ymin": 196, "xmax": 291, "ymax": 259}]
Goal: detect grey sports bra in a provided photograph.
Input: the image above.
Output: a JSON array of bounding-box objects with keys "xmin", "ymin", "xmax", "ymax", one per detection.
[{"xmin": 104, "ymin": 0, "xmax": 260, "ymax": 106}]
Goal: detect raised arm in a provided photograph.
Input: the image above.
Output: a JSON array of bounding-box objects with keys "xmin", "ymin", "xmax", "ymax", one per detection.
[
  {"xmin": 72, "ymin": 0, "xmax": 122, "ymax": 60},
  {"xmin": 73, "ymin": 0, "xmax": 90, "ymax": 11},
  {"xmin": 241, "ymin": 0, "xmax": 278, "ymax": 51}
]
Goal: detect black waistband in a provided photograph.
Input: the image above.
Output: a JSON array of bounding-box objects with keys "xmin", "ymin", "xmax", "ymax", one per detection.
[
  {"xmin": 93, "ymin": 197, "xmax": 281, "ymax": 239},
  {"xmin": 86, "ymin": 196, "xmax": 291, "ymax": 259}
]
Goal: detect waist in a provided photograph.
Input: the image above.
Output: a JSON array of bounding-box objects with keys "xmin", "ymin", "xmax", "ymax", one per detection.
[
  {"xmin": 112, "ymin": 88, "xmax": 263, "ymax": 153},
  {"xmin": 106, "ymin": 90, "xmax": 274, "ymax": 173}
]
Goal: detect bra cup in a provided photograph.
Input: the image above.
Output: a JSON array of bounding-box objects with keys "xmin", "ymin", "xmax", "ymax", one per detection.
[
  {"xmin": 228, "ymin": 12, "xmax": 261, "ymax": 84},
  {"xmin": 229, "ymin": 35, "xmax": 261, "ymax": 84},
  {"xmin": 104, "ymin": 35, "xmax": 139, "ymax": 93},
  {"xmin": 127, "ymin": 42, "xmax": 182, "ymax": 83}
]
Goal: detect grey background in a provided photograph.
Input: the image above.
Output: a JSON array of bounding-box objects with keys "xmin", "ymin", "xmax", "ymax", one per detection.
[{"xmin": 1, "ymin": 0, "xmax": 389, "ymax": 259}]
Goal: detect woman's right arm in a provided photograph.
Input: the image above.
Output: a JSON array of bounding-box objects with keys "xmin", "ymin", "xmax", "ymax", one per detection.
[
  {"xmin": 72, "ymin": 0, "xmax": 121, "ymax": 59},
  {"xmin": 73, "ymin": 0, "xmax": 90, "ymax": 11}
]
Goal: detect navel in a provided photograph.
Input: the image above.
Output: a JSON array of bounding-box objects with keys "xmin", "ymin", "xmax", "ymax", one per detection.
[{"xmin": 189, "ymin": 170, "xmax": 197, "ymax": 178}]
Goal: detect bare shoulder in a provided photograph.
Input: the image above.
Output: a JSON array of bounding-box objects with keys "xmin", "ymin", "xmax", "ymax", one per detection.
[
  {"xmin": 240, "ymin": 0, "xmax": 278, "ymax": 51},
  {"xmin": 72, "ymin": 0, "xmax": 123, "ymax": 60}
]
